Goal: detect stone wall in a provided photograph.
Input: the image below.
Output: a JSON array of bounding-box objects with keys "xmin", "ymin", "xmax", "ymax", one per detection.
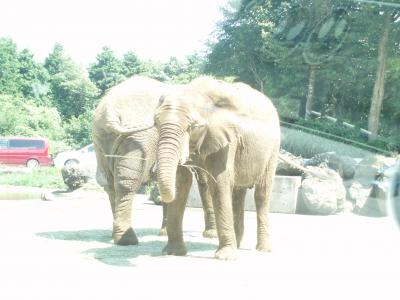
[{"xmin": 187, "ymin": 176, "xmax": 302, "ymax": 214}]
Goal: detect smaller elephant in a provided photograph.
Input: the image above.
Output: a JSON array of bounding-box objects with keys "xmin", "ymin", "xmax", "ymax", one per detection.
[
  {"xmin": 92, "ymin": 76, "xmax": 216, "ymax": 245},
  {"xmin": 155, "ymin": 77, "xmax": 281, "ymax": 260}
]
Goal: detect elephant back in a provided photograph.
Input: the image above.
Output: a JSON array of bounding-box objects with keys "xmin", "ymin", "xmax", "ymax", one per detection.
[{"xmin": 93, "ymin": 76, "xmax": 170, "ymax": 137}]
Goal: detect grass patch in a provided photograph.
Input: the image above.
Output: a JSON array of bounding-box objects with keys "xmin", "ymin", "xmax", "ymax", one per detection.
[
  {"xmin": 281, "ymin": 126, "xmax": 377, "ymax": 158},
  {"xmin": 0, "ymin": 167, "xmax": 66, "ymax": 189}
]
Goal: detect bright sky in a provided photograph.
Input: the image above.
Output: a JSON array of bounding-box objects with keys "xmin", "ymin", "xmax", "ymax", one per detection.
[{"xmin": 0, "ymin": 0, "xmax": 229, "ymax": 67}]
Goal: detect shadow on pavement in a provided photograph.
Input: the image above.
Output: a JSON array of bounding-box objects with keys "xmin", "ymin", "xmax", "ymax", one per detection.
[
  {"xmin": 37, "ymin": 228, "xmax": 217, "ymax": 267},
  {"xmin": 37, "ymin": 229, "xmax": 113, "ymax": 243}
]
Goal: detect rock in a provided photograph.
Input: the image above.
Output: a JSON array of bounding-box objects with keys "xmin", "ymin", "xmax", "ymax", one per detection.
[
  {"xmin": 61, "ymin": 165, "xmax": 91, "ymax": 191},
  {"xmin": 343, "ymin": 200, "xmax": 354, "ymax": 213},
  {"xmin": 299, "ymin": 167, "xmax": 346, "ymax": 215},
  {"xmin": 354, "ymin": 155, "xmax": 396, "ymax": 185},
  {"xmin": 40, "ymin": 192, "xmax": 55, "ymax": 201},
  {"xmin": 305, "ymin": 152, "xmax": 357, "ymax": 180},
  {"xmin": 347, "ymin": 181, "xmax": 372, "ymax": 213},
  {"xmin": 149, "ymin": 182, "xmax": 162, "ymax": 205},
  {"xmin": 357, "ymin": 165, "xmax": 396, "ymax": 217},
  {"xmin": 276, "ymin": 150, "xmax": 304, "ymax": 176}
]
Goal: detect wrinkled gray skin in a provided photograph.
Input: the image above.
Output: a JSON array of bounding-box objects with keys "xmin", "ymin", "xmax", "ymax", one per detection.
[
  {"xmin": 155, "ymin": 77, "xmax": 281, "ymax": 260},
  {"xmin": 92, "ymin": 76, "xmax": 216, "ymax": 245}
]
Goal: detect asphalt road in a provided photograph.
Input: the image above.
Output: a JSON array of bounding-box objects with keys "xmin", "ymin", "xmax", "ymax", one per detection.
[{"xmin": 0, "ymin": 188, "xmax": 399, "ymax": 300}]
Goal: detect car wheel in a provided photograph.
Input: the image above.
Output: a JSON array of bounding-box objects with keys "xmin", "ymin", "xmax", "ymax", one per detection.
[
  {"xmin": 65, "ymin": 159, "xmax": 79, "ymax": 167},
  {"xmin": 26, "ymin": 159, "xmax": 40, "ymax": 168}
]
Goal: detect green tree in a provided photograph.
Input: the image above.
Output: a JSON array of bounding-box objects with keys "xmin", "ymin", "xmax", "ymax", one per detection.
[
  {"xmin": 205, "ymin": 0, "xmax": 400, "ymax": 151},
  {"xmin": 163, "ymin": 54, "xmax": 204, "ymax": 83},
  {"xmin": 18, "ymin": 48, "xmax": 52, "ymax": 106},
  {"xmin": 88, "ymin": 46, "xmax": 125, "ymax": 95},
  {"xmin": 122, "ymin": 51, "xmax": 143, "ymax": 77},
  {"xmin": 0, "ymin": 38, "xmax": 21, "ymax": 96},
  {"xmin": 139, "ymin": 60, "xmax": 169, "ymax": 82},
  {"xmin": 44, "ymin": 43, "xmax": 66, "ymax": 75},
  {"xmin": 44, "ymin": 44, "xmax": 99, "ymax": 120}
]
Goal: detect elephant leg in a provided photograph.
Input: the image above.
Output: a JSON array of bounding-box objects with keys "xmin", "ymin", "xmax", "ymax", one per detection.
[
  {"xmin": 196, "ymin": 170, "xmax": 217, "ymax": 238},
  {"xmin": 163, "ymin": 166, "xmax": 192, "ymax": 256},
  {"xmin": 96, "ymin": 160, "xmax": 116, "ymax": 236},
  {"xmin": 159, "ymin": 202, "xmax": 168, "ymax": 236},
  {"xmin": 113, "ymin": 188, "xmax": 138, "ymax": 245},
  {"xmin": 232, "ymin": 187, "xmax": 246, "ymax": 248},
  {"xmin": 207, "ymin": 156, "xmax": 237, "ymax": 260},
  {"xmin": 254, "ymin": 184, "xmax": 270, "ymax": 252},
  {"xmin": 104, "ymin": 186, "xmax": 116, "ymax": 216},
  {"xmin": 212, "ymin": 182, "xmax": 237, "ymax": 260},
  {"xmin": 112, "ymin": 162, "xmax": 143, "ymax": 245},
  {"xmin": 102, "ymin": 184, "xmax": 117, "ymax": 240},
  {"xmin": 254, "ymin": 154, "xmax": 278, "ymax": 252}
]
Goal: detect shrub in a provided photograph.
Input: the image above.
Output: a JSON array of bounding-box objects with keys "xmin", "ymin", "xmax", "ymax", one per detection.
[{"xmin": 63, "ymin": 110, "xmax": 94, "ymax": 148}]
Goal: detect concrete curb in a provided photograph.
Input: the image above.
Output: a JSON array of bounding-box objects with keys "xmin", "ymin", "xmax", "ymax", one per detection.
[{"xmin": 0, "ymin": 185, "xmax": 56, "ymax": 200}]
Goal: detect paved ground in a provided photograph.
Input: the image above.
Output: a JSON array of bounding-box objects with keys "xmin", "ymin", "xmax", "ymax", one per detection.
[{"xmin": 0, "ymin": 187, "xmax": 399, "ymax": 300}]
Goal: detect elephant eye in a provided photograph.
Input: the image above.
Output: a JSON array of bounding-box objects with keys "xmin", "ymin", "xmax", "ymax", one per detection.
[
  {"xmin": 189, "ymin": 123, "xmax": 197, "ymax": 131},
  {"xmin": 190, "ymin": 122, "xmax": 205, "ymax": 131}
]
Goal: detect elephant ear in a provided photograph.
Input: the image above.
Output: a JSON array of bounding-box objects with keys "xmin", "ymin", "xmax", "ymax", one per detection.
[{"xmin": 196, "ymin": 111, "xmax": 240, "ymax": 159}]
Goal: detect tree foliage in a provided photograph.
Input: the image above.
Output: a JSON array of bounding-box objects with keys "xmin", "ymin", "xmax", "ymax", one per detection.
[
  {"xmin": 0, "ymin": 38, "xmax": 22, "ymax": 96},
  {"xmin": 45, "ymin": 44, "xmax": 99, "ymax": 120},
  {"xmin": 163, "ymin": 54, "xmax": 205, "ymax": 83},
  {"xmin": 18, "ymin": 49, "xmax": 53, "ymax": 106},
  {"xmin": 0, "ymin": 94, "xmax": 64, "ymax": 141},
  {"xmin": 0, "ymin": 38, "xmax": 204, "ymax": 151},
  {"xmin": 88, "ymin": 46, "xmax": 125, "ymax": 96},
  {"xmin": 205, "ymin": 0, "xmax": 400, "ymax": 151},
  {"xmin": 1, "ymin": 2, "xmax": 399, "ymax": 153}
]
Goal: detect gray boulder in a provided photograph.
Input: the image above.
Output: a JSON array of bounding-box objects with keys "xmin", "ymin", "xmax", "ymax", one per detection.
[
  {"xmin": 357, "ymin": 166, "xmax": 394, "ymax": 217},
  {"xmin": 300, "ymin": 167, "xmax": 346, "ymax": 215},
  {"xmin": 61, "ymin": 165, "xmax": 91, "ymax": 191},
  {"xmin": 347, "ymin": 181, "xmax": 371, "ymax": 213}
]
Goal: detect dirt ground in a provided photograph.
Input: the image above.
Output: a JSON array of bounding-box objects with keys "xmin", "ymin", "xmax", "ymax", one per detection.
[{"xmin": 0, "ymin": 186, "xmax": 399, "ymax": 300}]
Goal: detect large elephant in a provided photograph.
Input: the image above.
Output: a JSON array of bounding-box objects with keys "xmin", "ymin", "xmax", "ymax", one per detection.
[
  {"xmin": 92, "ymin": 76, "xmax": 216, "ymax": 245},
  {"xmin": 154, "ymin": 77, "xmax": 281, "ymax": 260}
]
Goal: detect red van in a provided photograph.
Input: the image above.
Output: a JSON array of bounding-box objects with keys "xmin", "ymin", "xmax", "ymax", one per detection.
[{"xmin": 0, "ymin": 137, "xmax": 53, "ymax": 167}]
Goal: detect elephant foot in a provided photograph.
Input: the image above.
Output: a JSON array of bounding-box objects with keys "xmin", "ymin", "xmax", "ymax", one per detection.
[
  {"xmin": 256, "ymin": 241, "xmax": 272, "ymax": 252},
  {"xmin": 162, "ymin": 242, "xmax": 187, "ymax": 256},
  {"xmin": 159, "ymin": 227, "xmax": 167, "ymax": 236},
  {"xmin": 215, "ymin": 245, "xmax": 237, "ymax": 261},
  {"xmin": 113, "ymin": 228, "xmax": 138, "ymax": 245},
  {"xmin": 203, "ymin": 228, "xmax": 218, "ymax": 239}
]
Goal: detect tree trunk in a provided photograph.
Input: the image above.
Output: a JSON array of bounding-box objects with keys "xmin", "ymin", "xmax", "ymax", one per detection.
[
  {"xmin": 305, "ymin": 64, "xmax": 318, "ymax": 120},
  {"xmin": 249, "ymin": 58, "xmax": 265, "ymax": 93},
  {"xmin": 368, "ymin": 12, "xmax": 391, "ymax": 142}
]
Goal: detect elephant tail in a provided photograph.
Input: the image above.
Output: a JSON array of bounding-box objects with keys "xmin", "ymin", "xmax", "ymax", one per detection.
[{"xmin": 278, "ymin": 153, "xmax": 330, "ymax": 180}]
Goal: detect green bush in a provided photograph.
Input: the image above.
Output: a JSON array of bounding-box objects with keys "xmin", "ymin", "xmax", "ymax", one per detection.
[
  {"xmin": 63, "ymin": 110, "xmax": 94, "ymax": 148},
  {"xmin": 0, "ymin": 94, "xmax": 66, "ymax": 141}
]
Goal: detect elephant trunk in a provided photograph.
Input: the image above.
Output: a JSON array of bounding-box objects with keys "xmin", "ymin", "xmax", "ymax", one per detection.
[{"xmin": 157, "ymin": 123, "xmax": 185, "ymax": 203}]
